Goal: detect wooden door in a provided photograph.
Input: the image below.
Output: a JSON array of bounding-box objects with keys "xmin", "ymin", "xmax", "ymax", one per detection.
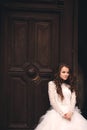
[{"xmin": 0, "ymin": 1, "xmax": 78, "ymax": 130}]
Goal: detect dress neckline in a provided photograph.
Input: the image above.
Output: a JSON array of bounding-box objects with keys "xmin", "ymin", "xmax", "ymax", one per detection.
[{"xmin": 61, "ymin": 83, "xmax": 70, "ymax": 89}]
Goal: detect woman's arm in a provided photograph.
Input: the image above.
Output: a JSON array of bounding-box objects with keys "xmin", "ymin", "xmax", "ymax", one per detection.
[
  {"xmin": 48, "ymin": 81, "xmax": 69, "ymax": 116},
  {"xmin": 70, "ymin": 91, "xmax": 76, "ymax": 112},
  {"xmin": 63, "ymin": 91, "xmax": 76, "ymax": 120}
]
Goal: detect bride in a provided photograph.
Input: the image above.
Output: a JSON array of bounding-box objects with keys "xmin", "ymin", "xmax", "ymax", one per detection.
[{"xmin": 34, "ymin": 63, "xmax": 87, "ymax": 130}]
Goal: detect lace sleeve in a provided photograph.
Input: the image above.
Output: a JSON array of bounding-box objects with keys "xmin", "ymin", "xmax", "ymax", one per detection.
[
  {"xmin": 48, "ymin": 81, "xmax": 68, "ymax": 116},
  {"xmin": 70, "ymin": 91, "xmax": 76, "ymax": 112}
]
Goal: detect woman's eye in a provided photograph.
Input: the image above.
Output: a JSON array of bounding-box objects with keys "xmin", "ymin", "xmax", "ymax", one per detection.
[
  {"xmin": 62, "ymin": 71, "xmax": 65, "ymax": 73},
  {"xmin": 62, "ymin": 71, "xmax": 69, "ymax": 74}
]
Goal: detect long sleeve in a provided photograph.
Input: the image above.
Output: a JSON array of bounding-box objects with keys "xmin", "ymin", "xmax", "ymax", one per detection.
[
  {"xmin": 70, "ymin": 91, "xmax": 76, "ymax": 112},
  {"xmin": 48, "ymin": 81, "xmax": 69, "ymax": 116}
]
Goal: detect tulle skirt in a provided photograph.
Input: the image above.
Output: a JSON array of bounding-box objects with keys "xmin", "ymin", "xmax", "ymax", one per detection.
[{"xmin": 34, "ymin": 107, "xmax": 87, "ymax": 130}]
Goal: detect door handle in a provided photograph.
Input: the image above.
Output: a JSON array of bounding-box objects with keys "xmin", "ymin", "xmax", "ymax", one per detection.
[{"xmin": 27, "ymin": 66, "xmax": 40, "ymax": 83}]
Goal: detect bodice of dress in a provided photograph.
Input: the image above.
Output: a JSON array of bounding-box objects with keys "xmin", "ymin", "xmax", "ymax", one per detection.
[
  {"xmin": 48, "ymin": 81, "xmax": 76, "ymax": 116},
  {"xmin": 61, "ymin": 83, "xmax": 72, "ymax": 105}
]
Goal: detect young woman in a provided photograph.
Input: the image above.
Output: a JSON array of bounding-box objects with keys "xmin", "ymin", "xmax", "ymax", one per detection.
[{"xmin": 34, "ymin": 63, "xmax": 87, "ymax": 130}]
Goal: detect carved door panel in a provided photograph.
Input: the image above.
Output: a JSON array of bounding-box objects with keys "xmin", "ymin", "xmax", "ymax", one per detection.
[
  {"xmin": 1, "ymin": 11, "xmax": 60, "ymax": 130},
  {"xmin": 0, "ymin": 0, "xmax": 78, "ymax": 129}
]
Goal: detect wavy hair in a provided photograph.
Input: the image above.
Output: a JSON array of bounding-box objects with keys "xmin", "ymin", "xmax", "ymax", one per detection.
[{"xmin": 54, "ymin": 63, "xmax": 77, "ymax": 100}]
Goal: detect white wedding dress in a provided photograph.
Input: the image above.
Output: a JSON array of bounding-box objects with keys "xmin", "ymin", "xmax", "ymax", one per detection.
[{"xmin": 34, "ymin": 81, "xmax": 87, "ymax": 130}]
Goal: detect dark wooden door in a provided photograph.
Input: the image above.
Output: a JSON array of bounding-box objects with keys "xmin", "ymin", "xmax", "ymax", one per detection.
[{"xmin": 0, "ymin": 1, "xmax": 78, "ymax": 130}]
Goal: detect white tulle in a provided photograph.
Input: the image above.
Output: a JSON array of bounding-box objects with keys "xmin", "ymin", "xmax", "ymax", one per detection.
[{"xmin": 35, "ymin": 107, "xmax": 87, "ymax": 130}]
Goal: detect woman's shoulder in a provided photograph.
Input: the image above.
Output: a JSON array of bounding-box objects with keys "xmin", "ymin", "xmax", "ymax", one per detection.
[
  {"xmin": 48, "ymin": 81, "xmax": 56, "ymax": 89},
  {"xmin": 48, "ymin": 80, "xmax": 55, "ymax": 85}
]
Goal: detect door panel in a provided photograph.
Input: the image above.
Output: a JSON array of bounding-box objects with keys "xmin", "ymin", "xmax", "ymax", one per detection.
[
  {"xmin": 2, "ymin": 11, "xmax": 60, "ymax": 129},
  {"xmin": 0, "ymin": 1, "xmax": 78, "ymax": 130}
]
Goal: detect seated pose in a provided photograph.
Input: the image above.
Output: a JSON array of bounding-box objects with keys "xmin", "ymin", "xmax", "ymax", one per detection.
[{"xmin": 34, "ymin": 63, "xmax": 87, "ymax": 130}]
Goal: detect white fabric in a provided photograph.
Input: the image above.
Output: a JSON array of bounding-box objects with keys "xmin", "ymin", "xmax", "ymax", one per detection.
[{"xmin": 35, "ymin": 81, "xmax": 87, "ymax": 130}]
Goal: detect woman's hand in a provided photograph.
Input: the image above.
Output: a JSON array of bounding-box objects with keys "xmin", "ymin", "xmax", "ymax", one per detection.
[{"xmin": 63, "ymin": 112, "xmax": 73, "ymax": 121}]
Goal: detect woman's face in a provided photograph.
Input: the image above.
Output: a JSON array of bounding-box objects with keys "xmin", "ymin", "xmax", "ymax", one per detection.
[{"xmin": 59, "ymin": 66, "xmax": 70, "ymax": 80}]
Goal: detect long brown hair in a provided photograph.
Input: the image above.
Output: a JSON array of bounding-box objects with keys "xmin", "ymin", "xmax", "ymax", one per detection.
[{"xmin": 54, "ymin": 63, "xmax": 77, "ymax": 100}]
